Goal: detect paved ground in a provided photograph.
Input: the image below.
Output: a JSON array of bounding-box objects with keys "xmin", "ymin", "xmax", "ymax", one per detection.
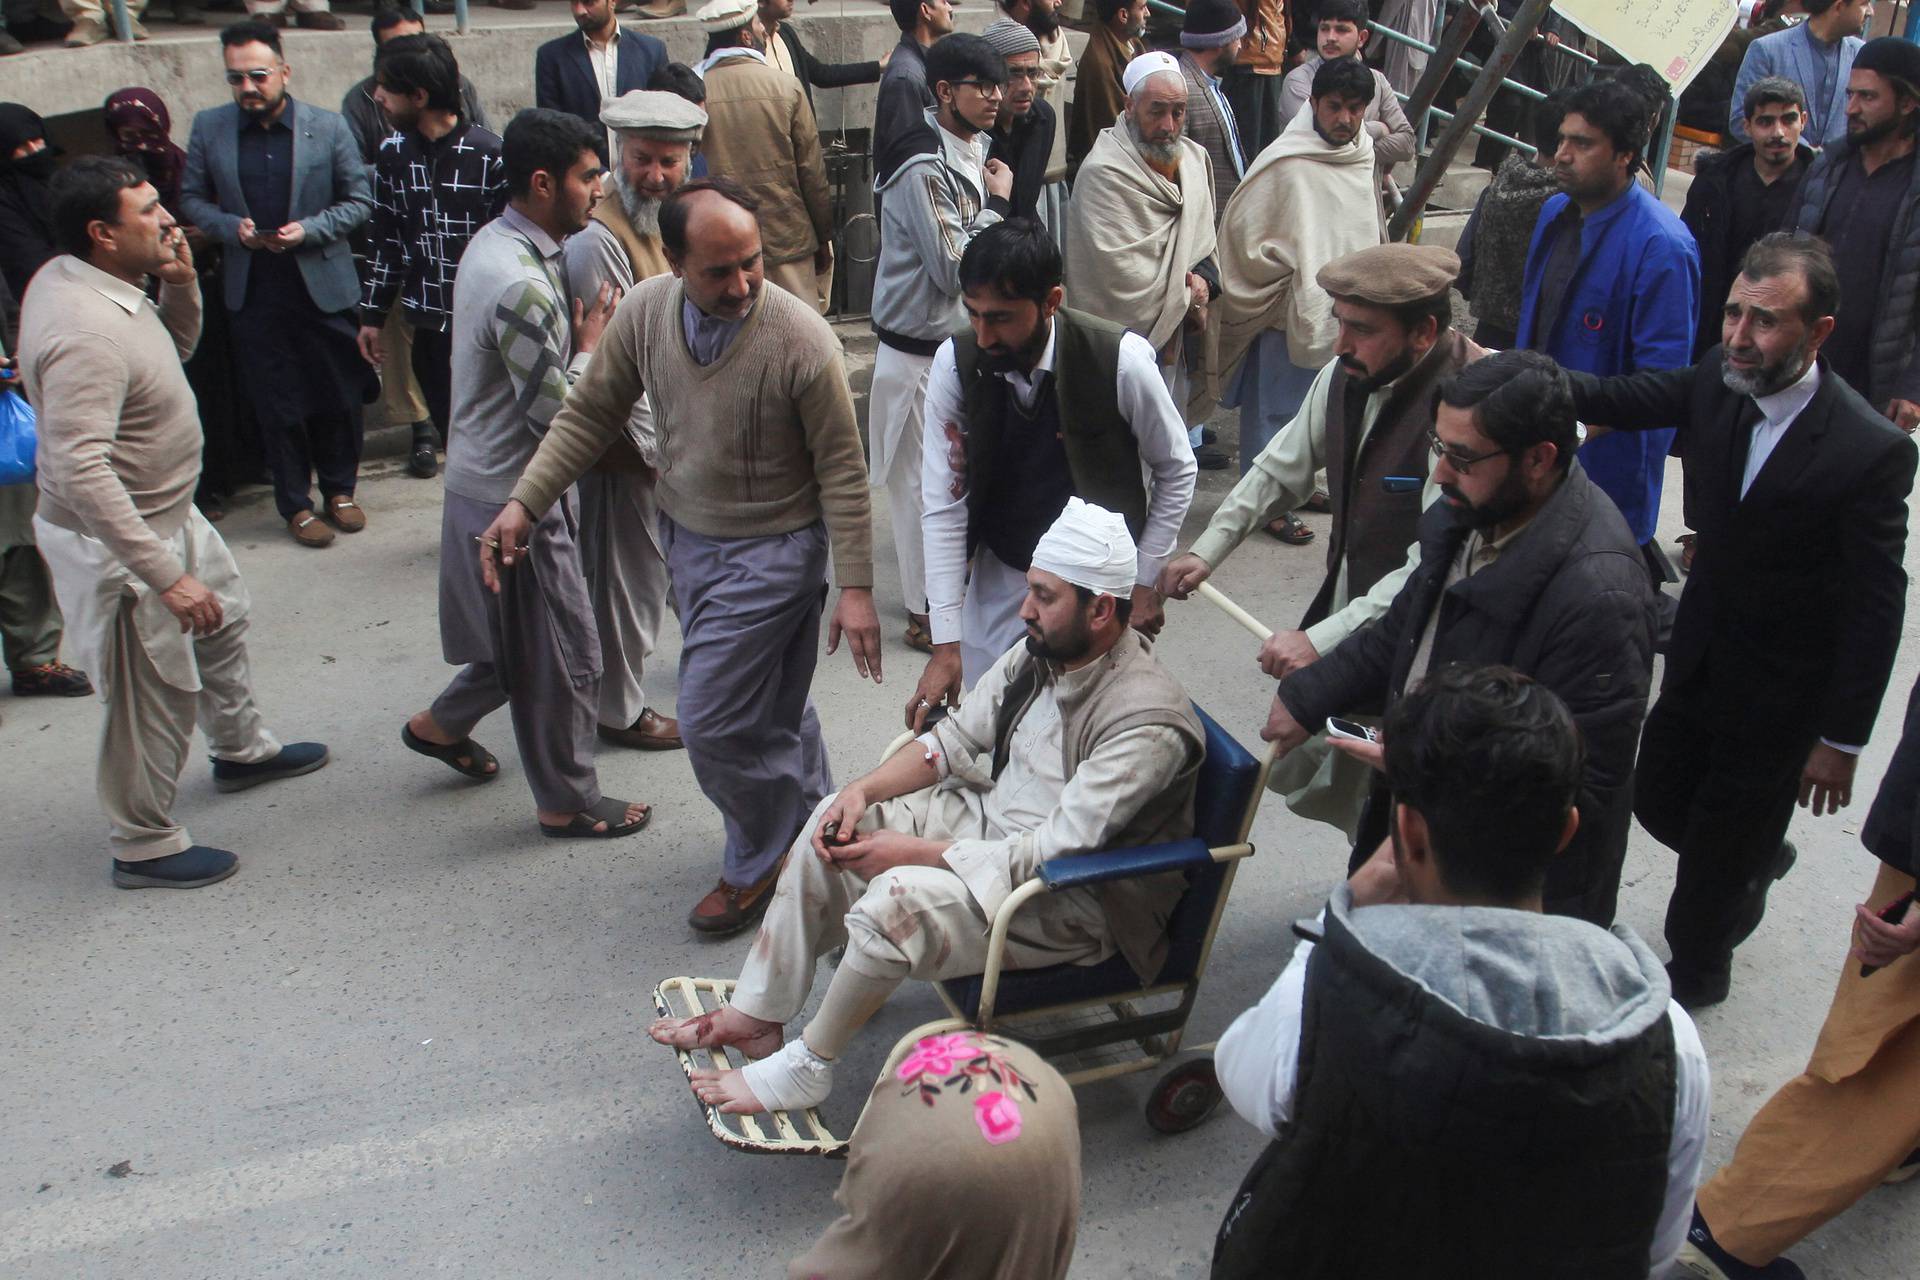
[{"xmin": 4, "ymin": 408, "xmax": 1918, "ymax": 1276}]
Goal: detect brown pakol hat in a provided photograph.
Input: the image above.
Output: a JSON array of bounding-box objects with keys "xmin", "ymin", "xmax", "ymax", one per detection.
[{"xmin": 1316, "ymin": 242, "xmax": 1461, "ymax": 303}]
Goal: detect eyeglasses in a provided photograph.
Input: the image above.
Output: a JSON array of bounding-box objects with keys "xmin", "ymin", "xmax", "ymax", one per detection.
[
  {"xmin": 1005, "ymin": 67, "xmax": 1039, "ymax": 85},
  {"xmin": 224, "ymin": 68, "xmax": 276, "ymax": 86},
  {"xmin": 1426, "ymin": 427, "xmax": 1508, "ymax": 474},
  {"xmin": 952, "ymin": 80, "xmax": 1005, "ymax": 100}
]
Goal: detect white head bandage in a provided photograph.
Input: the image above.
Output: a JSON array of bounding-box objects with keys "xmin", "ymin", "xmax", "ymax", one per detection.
[
  {"xmin": 1030, "ymin": 498, "xmax": 1136, "ymax": 598},
  {"xmin": 1121, "ymin": 51, "xmax": 1183, "ymax": 97}
]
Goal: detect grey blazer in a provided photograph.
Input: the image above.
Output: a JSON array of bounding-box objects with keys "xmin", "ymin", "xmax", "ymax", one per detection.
[
  {"xmin": 180, "ymin": 97, "xmax": 372, "ymax": 315},
  {"xmin": 1730, "ymin": 22, "xmax": 1861, "ymax": 148}
]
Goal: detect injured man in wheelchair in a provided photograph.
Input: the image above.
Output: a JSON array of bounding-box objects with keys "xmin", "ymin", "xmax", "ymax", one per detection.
[{"xmin": 648, "ymin": 499, "xmax": 1207, "ymax": 1114}]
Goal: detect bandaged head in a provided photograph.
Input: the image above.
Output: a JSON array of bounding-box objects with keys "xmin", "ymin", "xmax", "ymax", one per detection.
[
  {"xmin": 1030, "ymin": 498, "xmax": 1136, "ymax": 599},
  {"xmin": 1121, "ymin": 51, "xmax": 1183, "ymax": 98}
]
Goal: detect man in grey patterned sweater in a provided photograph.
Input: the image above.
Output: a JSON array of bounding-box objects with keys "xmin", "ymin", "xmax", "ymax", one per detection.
[{"xmin": 400, "ymin": 108, "xmax": 650, "ymax": 842}]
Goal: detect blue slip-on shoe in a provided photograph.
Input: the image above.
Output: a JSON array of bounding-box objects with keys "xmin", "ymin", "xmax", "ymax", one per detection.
[
  {"xmin": 1675, "ymin": 1205, "xmax": 1805, "ymax": 1279},
  {"xmin": 211, "ymin": 741, "xmax": 330, "ymax": 793},
  {"xmin": 112, "ymin": 845, "xmax": 238, "ymax": 889}
]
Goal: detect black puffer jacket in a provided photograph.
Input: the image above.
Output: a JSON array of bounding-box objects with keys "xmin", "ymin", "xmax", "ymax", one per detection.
[
  {"xmin": 1790, "ymin": 132, "xmax": 1920, "ymax": 409},
  {"xmin": 1278, "ymin": 463, "xmax": 1657, "ymax": 925},
  {"xmin": 1680, "ymin": 141, "xmax": 1812, "ymax": 359}
]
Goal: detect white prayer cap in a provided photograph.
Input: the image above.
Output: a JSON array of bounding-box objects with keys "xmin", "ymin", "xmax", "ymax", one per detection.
[
  {"xmin": 600, "ymin": 90, "xmax": 708, "ymax": 142},
  {"xmin": 695, "ymin": 0, "xmax": 754, "ymax": 32},
  {"xmin": 1031, "ymin": 499, "xmax": 1136, "ymax": 598},
  {"xmin": 1121, "ymin": 51, "xmax": 1183, "ymax": 97}
]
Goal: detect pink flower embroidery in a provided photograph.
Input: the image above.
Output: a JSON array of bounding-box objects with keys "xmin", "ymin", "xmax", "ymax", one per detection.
[
  {"xmin": 895, "ymin": 1032, "xmax": 978, "ymax": 1082},
  {"xmin": 973, "ymin": 1091, "xmax": 1023, "ymax": 1145}
]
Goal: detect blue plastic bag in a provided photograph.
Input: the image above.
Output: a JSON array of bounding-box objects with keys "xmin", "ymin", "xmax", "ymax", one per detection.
[{"xmin": 0, "ymin": 386, "xmax": 35, "ymax": 486}]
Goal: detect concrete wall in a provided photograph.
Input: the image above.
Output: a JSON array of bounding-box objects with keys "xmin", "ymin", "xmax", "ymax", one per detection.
[{"xmin": 8, "ymin": 7, "xmax": 1016, "ymax": 145}]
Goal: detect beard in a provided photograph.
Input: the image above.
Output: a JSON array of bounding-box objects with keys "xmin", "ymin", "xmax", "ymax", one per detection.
[
  {"xmin": 1024, "ymin": 609, "xmax": 1093, "ymax": 663},
  {"xmin": 1847, "ymin": 112, "xmax": 1908, "ymax": 148},
  {"xmin": 1339, "ymin": 347, "xmax": 1416, "ymax": 393},
  {"xmin": 1721, "ymin": 333, "xmax": 1814, "ymax": 398},
  {"xmin": 1445, "ymin": 468, "xmax": 1530, "ymax": 532},
  {"xmin": 615, "ymin": 172, "xmax": 664, "ymax": 236},
  {"xmin": 1125, "ymin": 114, "xmax": 1180, "ymax": 168},
  {"xmin": 978, "ymin": 318, "xmax": 1050, "ymax": 374},
  {"xmin": 1026, "ymin": 6, "xmax": 1058, "ymax": 36}
]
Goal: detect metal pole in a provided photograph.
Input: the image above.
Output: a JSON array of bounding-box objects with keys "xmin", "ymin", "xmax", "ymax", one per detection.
[
  {"xmin": 455, "ymin": 0, "xmax": 469, "ymax": 35},
  {"xmin": 109, "ymin": 0, "xmax": 132, "ymax": 41},
  {"xmin": 1647, "ymin": 93, "xmax": 1678, "ymax": 198},
  {"xmin": 1387, "ymin": 0, "xmax": 1554, "ymax": 242},
  {"xmin": 1398, "ymin": 0, "xmax": 1483, "ymax": 157}
]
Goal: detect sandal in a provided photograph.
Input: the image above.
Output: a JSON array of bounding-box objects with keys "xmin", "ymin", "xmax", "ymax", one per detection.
[
  {"xmin": 903, "ymin": 618, "xmax": 934, "ymax": 654},
  {"xmin": 1303, "ymin": 490, "xmax": 1332, "ymax": 514},
  {"xmin": 1676, "ymin": 532, "xmax": 1696, "ymax": 574},
  {"xmin": 541, "ymin": 796, "xmax": 651, "ymax": 840},
  {"xmin": 1265, "ymin": 512, "xmax": 1315, "ymax": 545},
  {"xmin": 401, "ymin": 723, "xmax": 498, "ymax": 779}
]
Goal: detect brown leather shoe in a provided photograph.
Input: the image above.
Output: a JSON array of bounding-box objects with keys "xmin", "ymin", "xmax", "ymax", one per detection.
[
  {"xmin": 289, "ymin": 511, "xmax": 335, "ymax": 547},
  {"xmin": 293, "ymin": 9, "xmax": 344, "ymax": 28},
  {"xmin": 688, "ymin": 866, "xmax": 782, "ymax": 936},
  {"xmin": 903, "ymin": 617, "xmax": 934, "ymax": 654},
  {"xmin": 597, "ymin": 707, "xmax": 684, "ymax": 751},
  {"xmin": 324, "ymin": 493, "xmax": 366, "ymax": 532}
]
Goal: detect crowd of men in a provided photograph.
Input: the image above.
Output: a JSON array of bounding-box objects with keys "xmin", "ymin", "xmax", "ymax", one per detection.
[{"xmin": 4, "ymin": 1, "xmax": 1920, "ymax": 1276}]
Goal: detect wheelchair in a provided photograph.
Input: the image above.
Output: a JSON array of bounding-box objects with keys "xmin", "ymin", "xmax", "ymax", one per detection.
[{"xmin": 652, "ymin": 585, "xmax": 1276, "ymax": 1157}]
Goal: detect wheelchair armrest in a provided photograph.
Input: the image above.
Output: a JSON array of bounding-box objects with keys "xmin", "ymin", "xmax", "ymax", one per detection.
[{"xmin": 1037, "ymin": 838, "xmax": 1219, "ymax": 891}]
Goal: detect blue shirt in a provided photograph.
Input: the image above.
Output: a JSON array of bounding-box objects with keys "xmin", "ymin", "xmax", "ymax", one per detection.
[
  {"xmin": 236, "ymin": 111, "xmax": 298, "ymax": 303},
  {"xmin": 1517, "ymin": 183, "xmax": 1701, "ymax": 543}
]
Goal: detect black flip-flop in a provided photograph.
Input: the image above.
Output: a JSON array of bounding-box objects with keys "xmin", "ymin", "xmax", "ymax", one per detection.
[
  {"xmin": 401, "ymin": 724, "xmax": 498, "ymax": 780},
  {"xmin": 1265, "ymin": 512, "xmax": 1316, "ymax": 545},
  {"xmin": 541, "ymin": 796, "xmax": 652, "ymax": 840}
]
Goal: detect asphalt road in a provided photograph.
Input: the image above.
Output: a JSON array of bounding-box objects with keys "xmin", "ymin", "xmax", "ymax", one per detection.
[{"xmin": 4, "ymin": 431, "xmax": 1917, "ymax": 1277}]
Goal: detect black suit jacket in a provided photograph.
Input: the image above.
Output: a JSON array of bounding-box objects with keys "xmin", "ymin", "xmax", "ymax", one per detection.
[
  {"xmin": 534, "ymin": 26, "xmax": 669, "ymax": 151},
  {"xmin": 1568, "ymin": 350, "xmax": 1917, "ymax": 746},
  {"xmin": 774, "ymin": 21, "xmax": 881, "ymax": 111}
]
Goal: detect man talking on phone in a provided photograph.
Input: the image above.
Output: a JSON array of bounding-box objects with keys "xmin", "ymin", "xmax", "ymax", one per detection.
[{"xmin": 181, "ymin": 21, "xmax": 375, "ymax": 550}]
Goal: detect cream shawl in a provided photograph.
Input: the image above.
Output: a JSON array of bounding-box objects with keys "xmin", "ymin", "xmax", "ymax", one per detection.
[
  {"xmin": 1215, "ymin": 107, "xmax": 1382, "ymax": 381},
  {"xmin": 1062, "ymin": 125, "xmax": 1217, "ymax": 358}
]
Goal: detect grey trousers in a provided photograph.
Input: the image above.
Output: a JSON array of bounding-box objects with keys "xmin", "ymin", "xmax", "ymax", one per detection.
[
  {"xmin": 432, "ymin": 490, "xmax": 602, "ymax": 814},
  {"xmin": 0, "ymin": 543, "xmax": 62, "ymax": 672},
  {"xmin": 660, "ymin": 514, "xmax": 833, "ymax": 887},
  {"xmin": 576, "ymin": 468, "xmax": 671, "ymax": 728}
]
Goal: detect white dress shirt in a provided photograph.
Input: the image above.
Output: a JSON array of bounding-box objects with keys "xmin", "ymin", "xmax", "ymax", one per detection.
[
  {"xmin": 919, "ymin": 323, "xmax": 1199, "ymax": 646},
  {"xmin": 585, "ymin": 28, "xmax": 620, "ymax": 158},
  {"xmin": 1215, "ymin": 912, "xmax": 1713, "ymax": 1280},
  {"xmin": 1741, "ymin": 359, "xmax": 1820, "ymax": 497}
]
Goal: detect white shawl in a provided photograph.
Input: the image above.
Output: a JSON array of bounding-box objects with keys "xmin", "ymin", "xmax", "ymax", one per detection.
[
  {"xmin": 1062, "ymin": 125, "xmax": 1217, "ymax": 356},
  {"xmin": 1215, "ymin": 108, "xmax": 1381, "ymax": 381}
]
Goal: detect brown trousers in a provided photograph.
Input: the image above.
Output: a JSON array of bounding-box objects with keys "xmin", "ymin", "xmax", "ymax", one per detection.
[{"xmin": 1698, "ymin": 861, "xmax": 1920, "ymax": 1263}]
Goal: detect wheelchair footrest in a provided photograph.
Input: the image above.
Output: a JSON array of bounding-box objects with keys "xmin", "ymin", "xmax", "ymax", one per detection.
[{"xmin": 651, "ymin": 976, "xmax": 849, "ymax": 1158}]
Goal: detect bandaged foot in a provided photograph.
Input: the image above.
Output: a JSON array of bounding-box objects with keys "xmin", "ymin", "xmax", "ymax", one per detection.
[
  {"xmin": 690, "ymin": 1037, "xmax": 834, "ymax": 1115},
  {"xmin": 648, "ymin": 1004, "xmax": 783, "ymax": 1060}
]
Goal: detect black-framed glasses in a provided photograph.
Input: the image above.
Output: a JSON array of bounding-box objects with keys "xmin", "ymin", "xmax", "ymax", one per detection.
[
  {"xmin": 952, "ymin": 79, "xmax": 1005, "ymax": 100},
  {"xmin": 1426, "ymin": 426, "xmax": 1508, "ymax": 474},
  {"xmin": 224, "ymin": 68, "xmax": 276, "ymax": 86},
  {"xmin": 1005, "ymin": 67, "xmax": 1040, "ymax": 85}
]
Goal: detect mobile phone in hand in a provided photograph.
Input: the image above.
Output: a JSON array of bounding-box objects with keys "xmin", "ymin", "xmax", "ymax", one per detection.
[
  {"xmin": 1860, "ymin": 890, "xmax": 1917, "ymax": 978},
  {"xmin": 1326, "ymin": 717, "xmax": 1378, "ymax": 744}
]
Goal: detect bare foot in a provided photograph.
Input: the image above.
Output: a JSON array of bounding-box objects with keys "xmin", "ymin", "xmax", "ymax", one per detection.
[
  {"xmin": 648, "ymin": 1005, "xmax": 783, "ymax": 1059},
  {"xmin": 689, "ymin": 1065, "xmax": 767, "ymax": 1115}
]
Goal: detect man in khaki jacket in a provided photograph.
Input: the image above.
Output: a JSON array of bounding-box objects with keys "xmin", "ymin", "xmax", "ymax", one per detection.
[{"xmin": 693, "ymin": 0, "xmax": 834, "ymax": 308}]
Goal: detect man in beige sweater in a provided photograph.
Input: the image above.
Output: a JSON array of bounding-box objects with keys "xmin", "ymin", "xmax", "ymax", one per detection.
[
  {"xmin": 483, "ymin": 178, "xmax": 880, "ymax": 935},
  {"xmin": 20, "ymin": 158, "xmax": 329, "ymax": 891}
]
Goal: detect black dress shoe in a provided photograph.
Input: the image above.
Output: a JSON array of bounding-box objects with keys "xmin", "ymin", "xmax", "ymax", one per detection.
[
  {"xmin": 1666, "ymin": 961, "xmax": 1730, "ymax": 1012},
  {"xmin": 1675, "ymin": 1204, "xmax": 1805, "ymax": 1278},
  {"xmin": 1774, "ymin": 839, "xmax": 1797, "ymax": 880},
  {"xmin": 211, "ymin": 741, "xmax": 330, "ymax": 792},
  {"xmin": 1191, "ymin": 444, "xmax": 1230, "ymax": 470}
]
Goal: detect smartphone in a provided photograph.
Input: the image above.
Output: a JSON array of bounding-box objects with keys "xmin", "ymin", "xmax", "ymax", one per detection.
[
  {"xmin": 1326, "ymin": 717, "xmax": 1378, "ymax": 744},
  {"xmin": 1860, "ymin": 890, "xmax": 1917, "ymax": 978}
]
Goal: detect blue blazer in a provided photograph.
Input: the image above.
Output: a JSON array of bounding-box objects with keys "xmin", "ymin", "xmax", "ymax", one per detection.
[
  {"xmin": 1730, "ymin": 22, "xmax": 1861, "ymax": 148},
  {"xmin": 1517, "ymin": 185, "xmax": 1701, "ymax": 544},
  {"xmin": 180, "ymin": 97, "xmax": 372, "ymax": 315},
  {"xmin": 534, "ymin": 26, "xmax": 669, "ymax": 147}
]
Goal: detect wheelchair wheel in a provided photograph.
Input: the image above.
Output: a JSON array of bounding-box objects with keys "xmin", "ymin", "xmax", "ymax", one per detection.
[{"xmin": 1145, "ymin": 1058, "xmax": 1223, "ymax": 1134}]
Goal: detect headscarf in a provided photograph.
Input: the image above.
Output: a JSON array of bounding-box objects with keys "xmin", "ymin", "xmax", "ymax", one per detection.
[
  {"xmin": 788, "ymin": 1031, "xmax": 1081, "ymax": 1280},
  {"xmin": 104, "ymin": 88, "xmax": 186, "ymax": 213},
  {"xmin": 0, "ymin": 104, "xmax": 59, "ymax": 304}
]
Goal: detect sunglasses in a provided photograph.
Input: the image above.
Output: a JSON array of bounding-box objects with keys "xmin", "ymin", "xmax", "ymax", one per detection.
[{"xmin": 224, "ymin": 68, "xmax": 277, "ymax": 86}]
